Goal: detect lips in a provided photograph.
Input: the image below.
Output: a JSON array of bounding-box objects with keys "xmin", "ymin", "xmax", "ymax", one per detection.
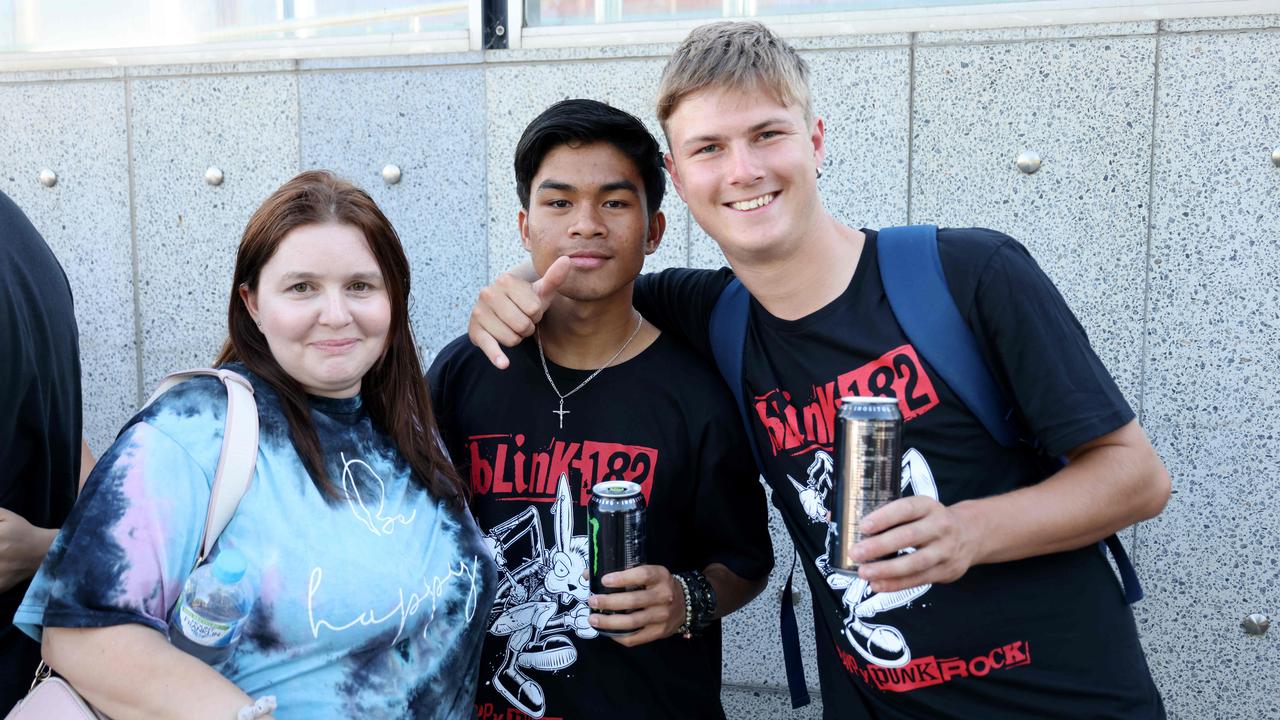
[
  {"xmin": 727, "ymin": 192, "xmax": 777, "ymax": 212},
  {"xmin": 311, "ymin": 338, "xmax": 359, "ymax": 354},
  {"xmin": 567, "ymin": 251, "xmax": 611, "ymax": 269}
]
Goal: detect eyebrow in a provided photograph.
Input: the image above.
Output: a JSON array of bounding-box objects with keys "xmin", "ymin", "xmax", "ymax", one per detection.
[
  {"xmin": 680, "ymin": 117, "xmax": 794, "ymax": 149},
  {"xmin": 280, "ymin": 270, "xmax": 382, "ymax": 283},
  {"xmin": 535, "ymin": 179, "xmax": 640, "ymax": 194}
]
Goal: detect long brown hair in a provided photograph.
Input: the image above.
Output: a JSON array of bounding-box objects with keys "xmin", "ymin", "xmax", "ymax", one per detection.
[{"xmin": 215, "ymin": 170, "xmax": 464, "ymax": 504}]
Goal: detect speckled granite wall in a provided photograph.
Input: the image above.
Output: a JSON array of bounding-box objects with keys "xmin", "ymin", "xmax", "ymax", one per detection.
[{"xmin": 1, "ymin": 15, "xmax": 1276, "ymax": 718}]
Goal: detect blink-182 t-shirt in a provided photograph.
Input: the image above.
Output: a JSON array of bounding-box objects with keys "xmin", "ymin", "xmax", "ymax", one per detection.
[
  {"xmin": 429, "ymin": 332, "xmax": 773, "ymax": 720},
  {"xmin": 633, "ymin": 229, "xmax": 1165, "ymax": 720},
  {"xmin": 16, "ymin": 365, "xmax": 497, "ymax": 718}
]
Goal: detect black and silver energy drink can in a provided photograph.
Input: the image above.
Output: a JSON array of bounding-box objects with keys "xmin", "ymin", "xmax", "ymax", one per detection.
[
  {"xmin": 830, "ymin": 396, "xmax": 903, "ymax": 575},
  {"xmin": 588, "ymin": 480, "xmax": 646, "ymax": 635}
]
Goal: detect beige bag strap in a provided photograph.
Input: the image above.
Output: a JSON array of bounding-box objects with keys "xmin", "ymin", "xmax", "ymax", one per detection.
[{"xmin": 142, "ymin": 368, "xmax": 259, "ymax": 566}]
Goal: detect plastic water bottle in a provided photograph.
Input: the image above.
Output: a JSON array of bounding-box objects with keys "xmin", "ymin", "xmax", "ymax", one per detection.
[{"xmin": 168, "ymin": 548, "xmax": 254, "ymax": 667}]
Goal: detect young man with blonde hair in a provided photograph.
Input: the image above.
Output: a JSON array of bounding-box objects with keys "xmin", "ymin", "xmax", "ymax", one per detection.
[{"xmin": 470, "ymin": 22, "xmax": 1169, "ymax": 719}]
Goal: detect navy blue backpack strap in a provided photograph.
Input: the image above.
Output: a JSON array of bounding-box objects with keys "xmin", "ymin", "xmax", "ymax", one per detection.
[
  {"xmin": 878, "ymin": 225, "xmax": 1142, "ymax": 604},
  {"xmin": 709, "ymin": 278, "xmax": 811, "ymax": 709},
  {"xmin": 709, "ymin": 278, "xmax": 765, "ymax": 475},
  {"xmin": 876, "ymin": 224, "xmax": 1021, "ymax": 449}
]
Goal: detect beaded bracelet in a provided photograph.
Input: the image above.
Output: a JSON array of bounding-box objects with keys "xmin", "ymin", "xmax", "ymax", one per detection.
[
  {"xmin": 672, "ymin": 572, "xmax": 694, "ymax": 639},
  {"xmin": 237, "ymin": 695, "xmax": 277, "ymax": 720}
]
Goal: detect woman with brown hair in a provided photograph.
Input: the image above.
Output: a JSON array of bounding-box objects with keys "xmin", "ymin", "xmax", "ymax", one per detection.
[{"xmin": 14, "ymin": 170, "xmax": 496, "ymax": 719}]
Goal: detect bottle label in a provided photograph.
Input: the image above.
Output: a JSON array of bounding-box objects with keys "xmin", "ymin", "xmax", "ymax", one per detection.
[{"xmin": 177, "ymin": 603, "xmax": 242, "ymax": 648}]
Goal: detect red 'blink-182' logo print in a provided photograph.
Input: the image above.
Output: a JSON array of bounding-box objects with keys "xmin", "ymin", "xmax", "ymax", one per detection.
[{"xmin": 753, "ymin": 344, "xmax": 939, "ymax": 457}]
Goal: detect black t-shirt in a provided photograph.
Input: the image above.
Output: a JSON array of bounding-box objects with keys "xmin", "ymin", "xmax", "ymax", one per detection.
[
  {"xmin": 429, "ymin": 331, "xmax": 773, "ymax": 720},
  {"xmin": 0, "ymin": 192, "xmax": 81, "ymax": 686},
  {"xmin": 634, "ymin": 228, "xmax": 1165, "ymax": 720}
]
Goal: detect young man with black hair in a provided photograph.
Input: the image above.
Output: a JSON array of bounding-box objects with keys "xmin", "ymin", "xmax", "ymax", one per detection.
[
  {"xmin": 468, "ymin": 23, "xmax": 1171, "ymax": 720},
  {"xmin": 428, "ymin": 98, "xmax": 772, "ymax": 720}
]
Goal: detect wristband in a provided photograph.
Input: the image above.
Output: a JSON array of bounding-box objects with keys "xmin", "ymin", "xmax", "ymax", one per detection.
[{"xmin": 676, "ymin": 570, "xmax": 718, "ymax": 636}]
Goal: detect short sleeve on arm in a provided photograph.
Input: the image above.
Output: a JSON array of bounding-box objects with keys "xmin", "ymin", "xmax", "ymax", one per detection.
[
  {"xmin": 969, "ymin": 239, "xmax": 1134, "ymax": 458},
  {"xmin": 15, "ymin": 421, "xmax": 211, "ymax": 641},
  {"xmin": 633, "ymin": 268, "xmax": 736, "ymax": 361},
  {"xmin": 691, "ymin": 396, "xmax": 773, "ymax": 582}
]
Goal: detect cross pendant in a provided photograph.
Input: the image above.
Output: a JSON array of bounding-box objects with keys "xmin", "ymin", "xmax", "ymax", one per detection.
[{"xmin": 553, "ymin": 399, "xmax": 570, "ymax": 429}]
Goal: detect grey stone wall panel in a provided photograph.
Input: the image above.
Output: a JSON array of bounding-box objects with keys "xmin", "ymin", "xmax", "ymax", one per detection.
[
  {"xmin": 1139, "ymin": 29, "xmax": 1280, "ymax": 720},
  {"xmin": 0, "ymin": 80, "xmax": 135, "ymax": 452},
  {"xmin": 910, "ymin": 36, "xmax": 1157, "ymax": 409}
]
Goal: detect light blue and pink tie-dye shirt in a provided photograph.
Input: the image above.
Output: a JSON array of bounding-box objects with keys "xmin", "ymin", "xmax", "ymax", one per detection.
[{"xmin": 15, "ymin": 366, "xmax": 496, "ymax": 718}]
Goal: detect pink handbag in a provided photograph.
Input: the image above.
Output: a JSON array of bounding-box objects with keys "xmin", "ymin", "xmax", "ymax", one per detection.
[
  {"xmin": 5, "ymin": 369, "xmax": 259, "ymax": 720},
  {"xmin": 4, "ymin": 669, "xmax": 106, "ymax": 720}
]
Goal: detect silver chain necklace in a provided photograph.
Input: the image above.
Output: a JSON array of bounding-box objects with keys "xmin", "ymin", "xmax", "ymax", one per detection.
[{"xmin": 536, "ymin": 312, "xmax": 643, "ymax": 429}]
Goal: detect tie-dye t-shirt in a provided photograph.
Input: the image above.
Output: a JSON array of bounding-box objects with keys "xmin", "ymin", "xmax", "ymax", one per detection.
[{"xmin": 15, "ymin": 365, "xmax": 497, "ymax": 718}]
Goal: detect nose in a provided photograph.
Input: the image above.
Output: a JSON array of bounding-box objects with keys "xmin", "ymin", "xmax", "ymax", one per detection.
[
  {"xmin": 318, "ymin": 288, "xmax": 353, "ymax": 327},
  {"xmin": 726, "ymin": 144, "xmax": 764, "ymax": 186},
  {"xmin": 567, "ymin": 203, "xmax": 606, "ymax": 239}
]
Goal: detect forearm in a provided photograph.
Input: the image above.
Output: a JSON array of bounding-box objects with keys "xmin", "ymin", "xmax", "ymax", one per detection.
[
  {"xmin": 23, "ymin": 527, "xmax": 58, "ymax": 576},
  {"xmin": 702, "ymin": 562, "xmax": 767, "ymax": 621},
  {"xmin": 957, "ymin": 422, "xmax": 1170, "ymax": 565},
  {"xmin": 44, "ymin": 625, "xmax": 258, "ymax": 720}
]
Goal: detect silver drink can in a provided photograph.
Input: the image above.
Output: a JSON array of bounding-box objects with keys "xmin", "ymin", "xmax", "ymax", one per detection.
[{"xmin": 830, "ymin": 396, "xmax": 903, "ymax": 575}]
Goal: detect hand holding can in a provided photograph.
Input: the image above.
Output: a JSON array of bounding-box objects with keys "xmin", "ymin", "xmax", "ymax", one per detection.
[
  {"xmin": 588, "ymin": 480, "xmax": 646, "ymax": 636},
  {"xmin": 830, "ymin": 396, "xmax": 903, "ymax": 574}
]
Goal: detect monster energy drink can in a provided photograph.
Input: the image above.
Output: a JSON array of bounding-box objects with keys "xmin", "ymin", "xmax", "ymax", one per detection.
[
  {"xmin": 588, "ymin": 480, "xmax": 646, "ymax": 636},
  {"xmin": 830, "ymin": 396, "xmax": 903, "ymax": 575}
]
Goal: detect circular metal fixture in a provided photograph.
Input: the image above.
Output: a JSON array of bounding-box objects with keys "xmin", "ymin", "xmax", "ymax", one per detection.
[
  {"xmin": 1015, "ymin": 151, "xmax": 1042, "ymax": 175},
  {"xmin": 381, "ymin": 164, "xmax": 402, "ymax": 185},
  {"xmin": 1242, "ymin": 613, "xmax": 1271, "ymax": 636},
  {"xmin": 1272, "ymin": 148, "xmax": 1280, "ymax": 167},
  {"xmin": 38, "ymin": 169, "xmax": 58, "ymax": 188},
  {"xmin": 204, "ymin": 166, "xmax": 225, "ymax": 186},
  {"xmin": 495, "ymin": 24, "xmax": 506, "ymax": 36}
]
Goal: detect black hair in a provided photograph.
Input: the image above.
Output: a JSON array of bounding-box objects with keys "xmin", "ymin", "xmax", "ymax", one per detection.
[{"xmin": 514, "ymin": 99, "xmax": 665, "ymax": 217}]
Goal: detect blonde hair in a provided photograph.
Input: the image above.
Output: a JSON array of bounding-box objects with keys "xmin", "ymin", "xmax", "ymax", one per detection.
[{"xmin": 657, "ymin": 21, "xmax": 813, "ymax": 132}]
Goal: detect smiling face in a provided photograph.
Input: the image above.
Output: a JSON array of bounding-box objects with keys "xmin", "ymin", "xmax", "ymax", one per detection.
[
  {"xmin": 240, "ymin": 222, "xmax": 391, "ymax": 398},
  {"xmin": 520, "ymin": 141, "xmax": 665, "ymax": 303},
  {"xmin": 665, "ymin": 84, "xmax": 825, "ymax": 263}
]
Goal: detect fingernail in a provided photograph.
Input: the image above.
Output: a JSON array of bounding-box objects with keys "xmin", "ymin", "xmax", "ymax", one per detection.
[{"xmin": 587, "ymin": 597, "xmax": 598, "ymax": 609}]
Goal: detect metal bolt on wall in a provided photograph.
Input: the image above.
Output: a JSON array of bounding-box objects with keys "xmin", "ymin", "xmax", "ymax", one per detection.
[
  {"xmin": 1242, "ymin": 613, "xmax": 1270, "ymax": 636},
  {"xmin": 1016, "ymin": 151, "xmax": 1042, "ymax": 175}
]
